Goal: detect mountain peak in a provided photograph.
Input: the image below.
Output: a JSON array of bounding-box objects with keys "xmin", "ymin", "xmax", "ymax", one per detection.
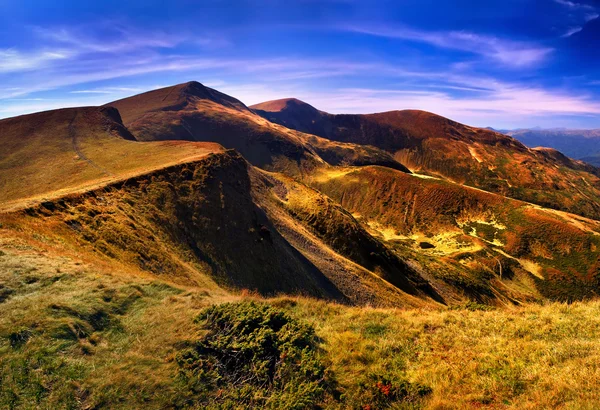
[
  {"xmin": 250, "ymin": 98, "xmax": 320, "ymax": 114},
  {"xmin": 176, "ymin": 81, "xmax": 249, "ymax": 111}
]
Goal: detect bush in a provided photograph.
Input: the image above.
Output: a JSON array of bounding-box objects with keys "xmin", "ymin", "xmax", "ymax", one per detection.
[{"xmin": 176, "ymin": 302, "xmax": 334, "ymax": 409}]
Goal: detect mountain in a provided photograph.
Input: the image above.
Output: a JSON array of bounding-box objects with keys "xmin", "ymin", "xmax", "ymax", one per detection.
[
  {"xmin": 251, "ymin": 99, "xmax": 600, "ymax": 219},
  {"xmin": 4, "ymin": 149, "xmax": 436, "ymax": 305},
  {"xmin": 581, "ymin": 154, "xmax": 600, "ymax": 167},
  {"xmin": 308, "ymin": 164, "xmax": 600, "ymax": 301},
  {"xmin": 502, "ymin": 128, "xmax": 600, "ymax": 164},
  {"xmin": 0, "ymin": 81, "xmax": 598, "ymax": 306},
  {"xmin": 0, "ymin": 98, "xmax": 436, "ymax": 307},
  {"xmin": 107, "ymin": 82, "xmax": 408, "ymax": 174},
  {"xmin": 0, "ymin": 106, "xmax": 224, "ymax": 210}
]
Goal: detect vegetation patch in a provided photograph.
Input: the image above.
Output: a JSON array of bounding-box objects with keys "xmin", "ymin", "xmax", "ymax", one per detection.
[
  {"xmin": 355, "ymin": 373, "xmax": 432, "ymax": 409},
  {"xmin": 176, "ymin": 301, "xmax": 335, "ymax": 409}
]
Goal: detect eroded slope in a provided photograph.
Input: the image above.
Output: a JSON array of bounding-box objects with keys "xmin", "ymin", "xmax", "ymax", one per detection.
[{"xmin": 309, "ymin": 165, "xmax": 600, "ymax": 301}]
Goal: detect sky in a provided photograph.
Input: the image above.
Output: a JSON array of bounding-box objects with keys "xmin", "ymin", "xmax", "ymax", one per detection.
[{"xmin": 2, "ymin": 0, "xmax": 600, "ymax": 128}]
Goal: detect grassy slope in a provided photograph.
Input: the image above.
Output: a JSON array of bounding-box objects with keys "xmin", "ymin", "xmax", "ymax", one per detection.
[
  {"xmin": 3, "ymin": 85, "xmax": 600, "ymax": 409},
  {"xmin": 308, "ymin": 165, "xmax": 600, "ymax": 302},
  {"xmin": 0, "ymin": 106, "xmax": 223, "ymax": 211},
  {"xmin": 252, "ymin": 100, "xmax": 600, "ymax": 220},
  {"xmin": 0, "ymin": 150, "xmax": 435, "ymax": 307},
  {"xmin": 2, "ymin": 150, "xmax": 600, "ymax": 408},
  {"xmin": 2, "ymin": 239, "xmax": 600, "ymax": 409}
]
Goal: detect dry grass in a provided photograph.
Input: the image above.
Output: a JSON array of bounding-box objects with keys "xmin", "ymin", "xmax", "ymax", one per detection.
[
  {"xmin": 1, "ymin": 212, "xmax": 599, "ymax": 409},
  {"xmin": 3, "ymin": 242, "xmax": 600, "ymax": 410},
  {"xmin": 308, "ymin": 164, "xmax": 600, "ymax": 302},
  {"xmin": 273, "ymin": 296, "xmax": 600, "ymax": 409}
]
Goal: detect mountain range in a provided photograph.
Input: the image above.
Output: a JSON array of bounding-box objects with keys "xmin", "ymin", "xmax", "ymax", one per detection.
[
  {"xmin": 2, "ymin": 81, "xmax": 600, "ymax": 307},
  {"xmin": 498, "ymin": 127, "xmax": 600, "ymax": 167},
  {"xmin": 5, "ymin": 80, "xmax": 600, "ymax": 408}
]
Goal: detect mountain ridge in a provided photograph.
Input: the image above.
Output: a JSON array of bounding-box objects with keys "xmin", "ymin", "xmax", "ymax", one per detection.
[{"xmin": 252, "ymin": 97, "xmax": 600, "ymax": 220}]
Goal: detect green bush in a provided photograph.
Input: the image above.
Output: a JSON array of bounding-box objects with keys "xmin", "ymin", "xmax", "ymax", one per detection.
[{"xmin": 176, "ymin": 302, "xmax": 334, "ymax": 409}]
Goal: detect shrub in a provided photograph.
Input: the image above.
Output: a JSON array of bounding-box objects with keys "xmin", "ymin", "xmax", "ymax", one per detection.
[{"xmin": 176, "ymin": 302, "xmax": 334, "ymax": 409}]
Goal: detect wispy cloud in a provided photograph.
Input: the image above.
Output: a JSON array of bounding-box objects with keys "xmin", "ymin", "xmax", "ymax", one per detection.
[
  {"xmin": 266, "ymin": 84, "xmax": 600, "ymax": 129},
  {"xmin": 0, "ymin": 48, "xmax": 71, "ymax": 73},
  {"xmin": 555, "ymin": 0, "xmax": 599, "ymax": 36},
  {"xmin": 554, "ymin": 0, "xmax": 594, "ymax": 10},
  {"xmin": 341, "ymin": 25, "xmax": 554, "ymax": 68},
  {"xmin": 562, "ymin": 27, "xmax": 584, "ymax": 37},
  {"xmin": 33, "ymin": 25, "xmax": 185, "ymax": 54},
  {"xmin": 70, "ymin": 90, "xmax": 113, "ymax": 94},
  {"xmin": 70, "ymin": 86, "xmax": 146, "ymax": 94}
]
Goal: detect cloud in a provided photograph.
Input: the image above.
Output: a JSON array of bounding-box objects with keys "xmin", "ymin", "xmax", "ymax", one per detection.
[
  {"xmin": 554, "ymin": 0, "xmax": 599, "ymax": 36},
  {"xmin": 586, "ymin": 12, "xmax": 600, "ymax": 20},
  {"xmin": 554, "ymin": 0, "xmax": 594, "ymax": 9},
  {"xmin": 33, "ymin": 25, "xmax": 185, "ymax": 54},
  {"xmin": 342, "ymin": 25, "xmax": 554, "ymax": 68},
  {"xmin": 222, "ymin": 74, "xmax": 600, "ymax": 127},
  {"xmin": 1, "ymin": 23, "xmax": 598, "ymax": 128},
  {"xmin": 0, "ymin": 48, "xmax": 71, "ymax": 73},
  {"xmin": 70, "ymin": 86, "xmax": 147, "ymax": 94},
  {"xmin": 562, "ymin": 26, "xmax": 584, "ymax": 37},
  {"xmin": 559, "ymin": 12, "xmax": 598, "ymax": 36},
  {"xmin": 70, "ymin": 90, "xmax": 113, "ymax": 94}
]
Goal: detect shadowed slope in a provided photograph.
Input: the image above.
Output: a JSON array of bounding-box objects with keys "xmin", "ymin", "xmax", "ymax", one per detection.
[
  {"xmin": 252, "ymin": 100, "xmax": 600, "ymax": 220},
  {"xmin": 0, "ymin": 106, "xmax": 223, "ymax": 210}
]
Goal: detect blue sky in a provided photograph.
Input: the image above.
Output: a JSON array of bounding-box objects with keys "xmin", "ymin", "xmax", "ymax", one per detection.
[{"xmin": 2, "ymin": 0, "xmax": 600, "ymax": 128}]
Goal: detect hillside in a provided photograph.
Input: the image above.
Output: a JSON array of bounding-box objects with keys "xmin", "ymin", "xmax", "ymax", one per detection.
[
  {"xmin": 308, "ymin": 165, "xmax": 600, "ymax": 301},
  {"xmin": 107, "ymin": 82, "xmax": 407, "ymax": 174},
  {"xmin": 1, "ymin": 83, "xmax": 599, "ymax": 305},
  {"xmin": 252, "ymin": 99, "xmax": 600, "ymax": 219},
  {"xmin": 4, "ymin": 248, "xmax": 600, "ymax": 409},
  {"xmin": 0, "ymin": 150, "xmax": 437, "ymax": 307},
  {"xmin": 0, "ymin": 106, "xmax": 223, "ymax": 211}
]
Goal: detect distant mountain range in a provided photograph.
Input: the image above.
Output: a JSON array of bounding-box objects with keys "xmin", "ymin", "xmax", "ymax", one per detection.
[{"xmin": 494, "ymin": 127, "xmax": 600, "ymax": 166}]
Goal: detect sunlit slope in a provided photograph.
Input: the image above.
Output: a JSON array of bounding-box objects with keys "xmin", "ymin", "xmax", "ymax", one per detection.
[
  {"xmin": 308, "ymin": 165, "xmax": 600, "ymax": 301},
  {"xmin": 252, "ymin": 99, "xmax": 600, "ymax": 220},
  {"xmin": 0, "ymin": 106, "xmax": 223, "ymax": 210},
  {"xmin": 107, "ymin": 81, "xmax": 408, "ymax": 174}
]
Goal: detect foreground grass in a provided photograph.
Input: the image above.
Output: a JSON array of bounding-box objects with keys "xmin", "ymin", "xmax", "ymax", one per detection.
[
  {"xmin": 2, "ymin": 247, "xmax": 600, "ymax": 409},
  {"xmin": 276, "ymin": 298, "xmax": 600, "ymax": 409}
]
